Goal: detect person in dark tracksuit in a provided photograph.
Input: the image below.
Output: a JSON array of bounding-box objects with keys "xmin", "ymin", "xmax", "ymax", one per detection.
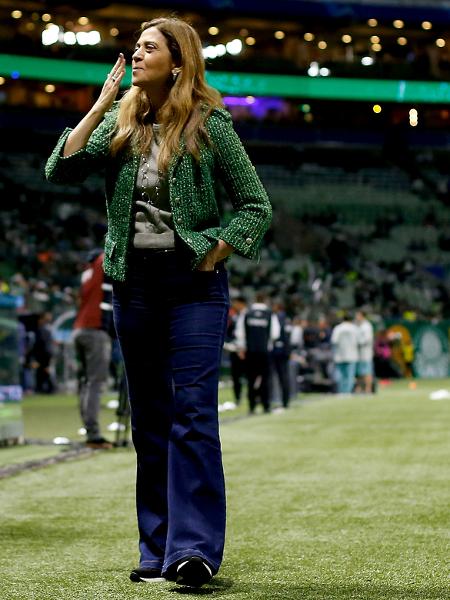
[
  {"xmin": 235, "ymin": 292, "xmax": 280, "ymax": 414},
  {"xmin": 270, "ymin": 300, "xmax": 292, "ymax": 409}
]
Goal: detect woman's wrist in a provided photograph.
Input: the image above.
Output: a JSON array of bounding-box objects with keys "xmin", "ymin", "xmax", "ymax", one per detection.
[
  {"xmin": 213, "ymin": 240, "xmax": 234, "ymax": 262},
  {"xmin": 198, "ymin": 240, "xmax": 235, "ymax": 270}
]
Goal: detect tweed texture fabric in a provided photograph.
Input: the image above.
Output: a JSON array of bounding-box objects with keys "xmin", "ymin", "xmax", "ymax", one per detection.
[{"xmin": 45, "ymin": 104, "xmax": 272, "ymax": 282}]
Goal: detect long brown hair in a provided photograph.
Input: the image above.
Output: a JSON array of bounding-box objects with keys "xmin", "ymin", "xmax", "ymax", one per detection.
[{"xmin": 110, "ymin": 17, "xmax": 223, "ymax": 172}]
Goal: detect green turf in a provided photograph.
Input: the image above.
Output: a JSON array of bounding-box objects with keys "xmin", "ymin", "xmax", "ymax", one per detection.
[
  {"xmin": 0, "ymin": 386, "xmax": 246, "ymax": 468},
  {"xmin": 0, "ymin": 445, "xmax": 63, "ymax": 468},
  {"xmin": 0, "ymin": 380, "xmax": 448, "ymax": 599}
]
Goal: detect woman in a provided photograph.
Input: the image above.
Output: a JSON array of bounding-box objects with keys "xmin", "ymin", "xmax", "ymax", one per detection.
[{"xmin": 46, "ymin": 17, "xmax": 271, "ymax": 588}]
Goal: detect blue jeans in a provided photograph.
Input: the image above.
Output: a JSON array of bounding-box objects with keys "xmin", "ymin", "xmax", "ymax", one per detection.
[
  {"xmin": 112, "ymin": 249, "xmax": 229, "ymax": 576},
  {"xmin": 334, "ymin": 361, "xmax": 356, "ymax": 394}
]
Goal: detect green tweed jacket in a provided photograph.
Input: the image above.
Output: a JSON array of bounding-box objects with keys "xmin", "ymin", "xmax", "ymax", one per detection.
[{"xmin": 45, "ymin": 104, "xmax": 272, "ymax": 282}]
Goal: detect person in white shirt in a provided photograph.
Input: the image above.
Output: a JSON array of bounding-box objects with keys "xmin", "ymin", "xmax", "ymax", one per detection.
[
  {"xmin": 331, "ymin": 313, "xmax": 359, "ymax": 394},
  {"xmin": 355, "ymin": 309, "xmax": 374, "ymax": 393}
]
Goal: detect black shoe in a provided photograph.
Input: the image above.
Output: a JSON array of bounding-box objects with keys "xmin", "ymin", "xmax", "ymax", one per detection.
[
  {"xmin": 130, "ymin": 567, "xmax": 165, "ymax": 583},
  {"xmin": 176, "ymin": 556, "xmax": 213, "ymax": 588}
]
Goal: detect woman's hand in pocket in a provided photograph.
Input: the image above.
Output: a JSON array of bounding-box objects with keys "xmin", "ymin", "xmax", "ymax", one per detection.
[{"xmin": 197, "ymin": 240, "xmax": 235, "ymax": 271}]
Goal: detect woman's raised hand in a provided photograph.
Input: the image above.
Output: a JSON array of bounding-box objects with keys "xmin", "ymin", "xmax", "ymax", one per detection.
[
  {"xmin": 62, "ymin": 54, "xmax": 126, "ymax": 156},
  {"xmin": 94, "ymin": 53, "xmax": 126, "ymax": 114}
]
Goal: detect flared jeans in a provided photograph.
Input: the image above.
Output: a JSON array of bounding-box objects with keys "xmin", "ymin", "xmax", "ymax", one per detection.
[{"xmin": 112, "ymin": 249, "xmax": 229, "ymax": 576}]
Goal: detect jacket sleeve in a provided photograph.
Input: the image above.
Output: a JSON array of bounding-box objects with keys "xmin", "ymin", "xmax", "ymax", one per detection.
[
  {"xmin": 208, "ymin": 109, "xmax": 272, "ymax": 259},
  {"xmin": 44, "ymin": 106, "xmax": 118, "ymax": 184}
]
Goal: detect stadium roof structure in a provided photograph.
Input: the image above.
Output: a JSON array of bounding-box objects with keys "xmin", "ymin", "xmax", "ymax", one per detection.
[
  {"xmin": 82, "ymin": 0, "xmax": 450, "ymax": 22},
  {"xmin": 39, "ymin": 0, "xmax": 450, "ymax": 23}
]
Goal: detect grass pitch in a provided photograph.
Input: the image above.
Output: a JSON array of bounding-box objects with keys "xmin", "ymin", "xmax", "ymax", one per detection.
[{"xmin": 0, "ymin": 380, "xmax": 449, "ymax": 599}]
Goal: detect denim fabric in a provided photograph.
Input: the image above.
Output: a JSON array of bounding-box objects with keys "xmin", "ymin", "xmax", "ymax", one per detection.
[
  {"xmin": 334, "ymin": 361, "xmax": 357, "ymax": 394},
  {"xmin": 112, "ymin": 250, "xmax": 229, "ymax": 575}
]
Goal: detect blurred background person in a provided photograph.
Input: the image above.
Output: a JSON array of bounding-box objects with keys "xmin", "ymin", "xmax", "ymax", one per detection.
[
  {"xmin": 73, "ymin": 249, "xmax": 113, "ymax": 449},
  {"xmin": 270, "ymin": 299, "xmax": 292, "ymax": 410},
  {"xmin": 32, "ymin": 311, "xmax": 55, "ymax": 394},
  {"xmin": 331, "ymin": 312, "xmax": 359, "ymax": 394},
  {"xmin": 225, "ymin": 295, "xmax": 248, "ymax": 406},
  {"xmin": 235, "ymin": 291, "xmax": 280, "ymax": 414},
  {"xmin": 355, "ymin": 309, "xmax": 375, "ymax": 394}
]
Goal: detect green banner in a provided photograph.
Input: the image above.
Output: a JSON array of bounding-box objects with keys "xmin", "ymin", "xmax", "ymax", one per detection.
[{"xmin": 2, "ymin": 53, "xmax": 450, "ymax": 103}]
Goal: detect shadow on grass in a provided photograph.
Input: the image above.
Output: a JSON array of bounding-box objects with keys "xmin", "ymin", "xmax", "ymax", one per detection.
[
  {"xmin": 169, "ymin": 579, "xmax": 449, "ymax": 599},
  {"xmin": 169, "ymin": 578, "xmax": 233, "ymax": 595}
]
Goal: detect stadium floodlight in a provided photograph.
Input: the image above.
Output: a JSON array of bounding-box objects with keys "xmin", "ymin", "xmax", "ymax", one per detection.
[
  {"xmin": 203, "ymin": 45, "xmax": 218, "ymax": 59},
  {"xmin": 319, "ymin": 67, "xmax": 330, "ymax": 76},
  {"xmin": 76, "ymin": 31, "xmax": 89, "ymax": 46},
  {"xmin": 361, "ymin": 56, "xmax": 374, "ymax": 66},
  {"xmin": 87, "ymin": 31, "xmax": 101, "ymax": 45},
  {"xmin": 226, "ymin": 39, "xmax": 243, "ymax": 55},
  {"xmin": 63, "ymin": 31, "xmax": 76, "ymax": 45},
  {"xmin": 41, "ymin": 24, "xmax": 59, "ymax": 46},
  {"xmin": 409, "ymin": 108, "xmax": 418, "ymax": 127},
  {"xmin": 216, "ymin": 44, "xmax": 226, "ymax": 57},
  {"xmin": 308, "ymin": 62, "xmax": 319, "ymax": 77}
]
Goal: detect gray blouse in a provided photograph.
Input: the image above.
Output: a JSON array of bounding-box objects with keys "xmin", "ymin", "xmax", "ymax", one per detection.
[{"xmin": 133, "ymin": 124, "xmax": 175, "ymax": 249}]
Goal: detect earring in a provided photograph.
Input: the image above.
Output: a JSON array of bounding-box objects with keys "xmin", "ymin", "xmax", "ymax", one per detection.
[{"xmin": 172, "ymin": 68, "xmax": 181, "ymax": 82}]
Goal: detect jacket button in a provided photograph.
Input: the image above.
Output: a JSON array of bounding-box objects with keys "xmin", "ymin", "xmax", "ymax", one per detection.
[
  {"xmin": 172, "ymin": 178, "xmax": 176, "ymax": 184},
  {"xmin": 187, "ymin": 238, "xmax": 192, "ymax": 243},
  {"xmin": 175, "ymin": 196, "xmax": 180, "ymax": 203},
  {"xmin": 177, "ymin": 217, "xmax": 182, "ymax": 223},
  {"xmin": 245, "ymin": 237, "xmax": 253, "ymax": 245}
]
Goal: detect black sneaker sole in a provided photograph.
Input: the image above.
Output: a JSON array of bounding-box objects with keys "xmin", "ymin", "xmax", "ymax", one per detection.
[
  {"xmin": 130, "ymin": 568, "xmax": 165, "ymax": 583},
  {"xmin": 176, "ymin": 556, "xmax": 212, "ymax": 588}
]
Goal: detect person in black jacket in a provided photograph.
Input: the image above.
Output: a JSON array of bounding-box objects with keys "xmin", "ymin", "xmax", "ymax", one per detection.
[
  {"xmin": 33, "ymin": 312, "xmax": 55, "ymax": 394},
  {"xmin": 270, "ymin": 300, "xmax": 292, "ymax": 409},
  {"xmin": 235, "ymin": 292, "xmax": 280, "ymax": 414}
]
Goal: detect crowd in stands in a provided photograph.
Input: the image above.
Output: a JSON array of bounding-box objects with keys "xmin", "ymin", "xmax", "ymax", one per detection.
[
  {"xmin": 2, "ymin": 140, "xmax": 450, "ymax": 398},
  {"xmin": 2, "ymin": 145, "xmax": 450, "ymax": 323}
]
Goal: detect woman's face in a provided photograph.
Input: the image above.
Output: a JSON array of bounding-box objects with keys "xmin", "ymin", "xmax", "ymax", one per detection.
[{"xmin": 131, "ymin": 27, "xmax": 176, "ymax": 91}]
